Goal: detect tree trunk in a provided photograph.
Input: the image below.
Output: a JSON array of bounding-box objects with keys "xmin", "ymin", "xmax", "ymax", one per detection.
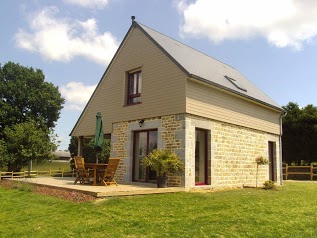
[
  {"xmin": 7, "ymin": 163, "xmax": 20, "ymax": 172},
  {"xmin": 7, "ymin": 163, "xmax": 15, "ymax": 172}
]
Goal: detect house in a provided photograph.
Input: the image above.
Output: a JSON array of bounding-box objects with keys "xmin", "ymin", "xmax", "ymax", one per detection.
[
  {"xmin": 53, "ymin": 150, "xmax": 71, "ymax": 161},
  {"xmin": 70, "ymin": 19, "xmax": 284, "ymax": 189}
]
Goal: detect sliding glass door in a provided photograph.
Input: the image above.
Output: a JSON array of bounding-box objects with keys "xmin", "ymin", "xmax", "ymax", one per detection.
[
  {"xmin": 268, "ymin": 141, "xmax": 277, "ymax": 182},
  {"xmin": 195, "ymin": 129, "xmax": 208, "ymax": 185},
  {"xmin": 133, "ymin": 130, "xmax": 157, "ymax": 182}
]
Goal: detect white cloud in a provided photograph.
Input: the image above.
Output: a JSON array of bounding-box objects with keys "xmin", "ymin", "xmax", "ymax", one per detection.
[
  {"xmin": 60, "ymin": 81, "xmax": 97, "ymax": 111},
  {"xmin": 63, "ymin": 0, "xmax": 109, "ymax": 9},
  {"xmin": 177, "ymin": 0, "xmax": 317, "ymax": 50},
  {"xmin": 15, "ymin": 6, "xmax": 119, "ymax": 65}
]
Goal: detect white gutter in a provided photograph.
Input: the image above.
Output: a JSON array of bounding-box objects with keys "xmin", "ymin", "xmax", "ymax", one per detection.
[{"xmin": 279, "ymin": 110, "xmax": 287, "ymax": 185}]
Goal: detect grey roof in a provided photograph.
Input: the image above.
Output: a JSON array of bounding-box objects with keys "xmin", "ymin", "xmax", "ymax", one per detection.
[
  {"xmin": 136, "ymin": 22, "xmax": 282, "ymax": 111},
  {"xmin": 53, "ymin": 151, "xmax": 71, "ymax": 158}
]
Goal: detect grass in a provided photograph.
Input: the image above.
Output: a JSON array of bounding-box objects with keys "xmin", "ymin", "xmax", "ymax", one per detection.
[
  {"xmin": 27, "ymin": 160, "xmax": 72, "ymax": 172},
  {"xmin": 0, "ymin": 161, "xmax": 72, "ymax": 173},
  {"xmin": 1, "ymin": 181, "xmax": 317, "ymax": 237}
]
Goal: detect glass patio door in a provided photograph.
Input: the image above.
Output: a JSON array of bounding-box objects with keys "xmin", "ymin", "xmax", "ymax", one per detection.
[
  {"xmin": 133, "ymin": 130, "xmax": 157, "ymax": 182},
  {"xmin": 195, "ymin": 129, "xmax": 207, "ymax": 185},
  {"xmin": 268, "ymin": 141, "xmax": 277, "ymax": 182}
]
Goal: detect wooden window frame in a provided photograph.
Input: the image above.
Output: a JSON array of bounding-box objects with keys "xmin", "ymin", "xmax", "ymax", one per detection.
[{"xmin": 127, "ymin": 70, "xmax": 142, "ymax": 105}]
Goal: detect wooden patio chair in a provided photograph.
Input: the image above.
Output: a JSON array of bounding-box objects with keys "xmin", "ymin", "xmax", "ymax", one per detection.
[
  {"xmin": 74, "ymin": 156, "xmax": 92, "ymax": 185},
  {"xmin": 98, "ymin": 158, "xmax": 120, "ymax": 186}
]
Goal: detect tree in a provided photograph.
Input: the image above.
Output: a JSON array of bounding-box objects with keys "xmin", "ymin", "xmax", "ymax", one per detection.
[
  {"xmin": 0, "ymin": 62, "xmax": 65, "ymax": 137},
  {"xmin": 282, "ymin": 102, "xmax": 317, "ymax": 165},
  {"xmin": 255, "ymin": 156, "xmax": 269, "ymax": 187},
  {"xmin": 1, "ymin": 120, "xmax": 56, "ymax": 172},
  {"xmin": 0, "ymin": 140, "xmax": 9, "ymax": 168},
  {"xmin": 0, "ymin": 62, "xmax": 65, "ymax": 171},
  {"xmin": 69, "ymin": 136, "xmax": 110, "ymax": 168}
]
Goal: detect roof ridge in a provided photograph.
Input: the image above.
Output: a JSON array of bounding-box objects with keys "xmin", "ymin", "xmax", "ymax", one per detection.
[{"xmin": 135, "ymin": 21, "xmax": 236, "ymax": 71}]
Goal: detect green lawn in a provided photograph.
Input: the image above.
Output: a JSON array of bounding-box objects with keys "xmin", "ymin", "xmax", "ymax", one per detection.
[
  {"xmin": 1, "ymin": 181, "xmax": 317, "ymax": 237},
  {"xmin": 0, "ymin": 161, "xmax": 72, "ymax": 173},
  {"xmin": 27, "ymin": 160, "xmax": 72, "ymax": 172}
]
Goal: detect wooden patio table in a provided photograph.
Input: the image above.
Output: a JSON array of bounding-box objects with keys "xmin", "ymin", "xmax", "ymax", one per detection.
[{"xmin": 85, "ymin": 163, "xmax": 107, "ymax": 186}]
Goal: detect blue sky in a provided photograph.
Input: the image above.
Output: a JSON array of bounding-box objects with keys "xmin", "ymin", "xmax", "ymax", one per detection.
[{"xmin": 1, "ymin": 0, "xmax": 317, "ymax": 150}]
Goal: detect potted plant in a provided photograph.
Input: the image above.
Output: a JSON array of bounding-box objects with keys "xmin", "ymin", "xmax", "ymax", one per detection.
[{"xmin": 142, "ymin": 149, "xmax": 184, "ymax": 188}]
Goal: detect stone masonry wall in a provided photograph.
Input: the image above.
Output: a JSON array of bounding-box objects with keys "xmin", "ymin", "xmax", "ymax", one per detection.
[
  {"xmin": 212, "ymin": 122, "xmax": 268, "ymax": 188},
  {"xmin": 161, "ymin": 115, "xmax": 185, "ymax": 187},
  {"xmin": 110, "ymin": 115, "xmax": 186, "ymax": 186},
  {"xmin": 111, "ymin": 121, "xmax": 129, "ymax": 182},
  {"xmin": 185, "ymin": 114, "xmax": 281, "ymax": 189},
  {"xmin": 111, "ymin": 113, "xmax": 281, "ymax": 189},
  {"xmin": 161, "ymin": 115, "xmax": 182, "ymax": 150}
]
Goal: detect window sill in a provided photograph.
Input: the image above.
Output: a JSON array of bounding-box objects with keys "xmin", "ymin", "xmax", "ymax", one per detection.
[{"xmin": 124, "ymin": 102, "xmax": 142, "ymax": 107}]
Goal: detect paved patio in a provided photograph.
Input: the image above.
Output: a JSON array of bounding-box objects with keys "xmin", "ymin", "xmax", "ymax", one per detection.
[{"xmin": 8, "ymin": 177, "xmax": 185, "ymax": 198}]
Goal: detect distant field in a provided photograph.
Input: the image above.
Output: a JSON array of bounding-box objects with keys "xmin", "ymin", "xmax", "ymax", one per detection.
[
  {"xmin": 0, "ymin": 160, "xmax": 72, "ymax": 172},
  {"xmin": 28, "ymin": 160, "xmax": 72, "ymax": 171}
]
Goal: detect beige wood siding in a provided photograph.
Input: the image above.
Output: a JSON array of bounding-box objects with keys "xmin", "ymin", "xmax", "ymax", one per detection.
[
  {"xmin": 72, "ymin": 27, "xmax": 187, "ymax": 136},
  {"xmin": 186, "ymin": 79, "xmax": 281, "ymax": 135}
]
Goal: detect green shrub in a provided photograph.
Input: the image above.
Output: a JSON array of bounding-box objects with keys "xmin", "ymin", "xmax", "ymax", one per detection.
[
  {"xmin": 141, "ymin": 149, "xmax": 184, "ymax": 177},
  {"xmin": 255, "ymin": 156, "xmax": 269, "ymax": 166},
  {"xmin": 263, "ymin": 180, "xmax": 277, "ymax": 190}
]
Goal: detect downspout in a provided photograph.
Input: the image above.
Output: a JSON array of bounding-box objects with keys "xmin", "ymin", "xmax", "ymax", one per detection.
[{"xmin": 279, "ymin": 110, "xmax": 287, "ymax": 185}]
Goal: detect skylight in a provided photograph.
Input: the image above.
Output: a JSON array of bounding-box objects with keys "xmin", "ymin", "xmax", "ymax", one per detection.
[{"xmin": 224, "ymin": 75, "xmax": 247, "ymax": 92}]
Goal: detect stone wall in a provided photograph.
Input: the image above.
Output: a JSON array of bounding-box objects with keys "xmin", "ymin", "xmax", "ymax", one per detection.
[
  {"xmin": 110, "ymin": 113, "xmax": 281, "ymax": 189},
  {"xmin": 110, "ymin": 115, "xmax": 185, "ymax": 186},
  {"xmin": 161, "ymin": 115, "xmax": 185, "ymax": 187},
  {"xmin": 161, "ymin": 115, "xmax": 182, "ymax": 150},
  {"xmin": 111, "ymin": 121, "xmax": 129, "ymax": 182},
  {"xmin": 185, "ymin": 114, "xmax": 281, "ymax": 188},
  {"xmin": 212, "ymin": 122, "xmax": 267, "ymax": 188}
]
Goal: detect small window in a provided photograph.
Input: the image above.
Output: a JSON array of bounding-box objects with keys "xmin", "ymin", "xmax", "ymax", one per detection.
[
  {"xmin": 224, "ymin": 75, "xmax": 247, "ymax": 92},
  {"xmin": 127, "ymin": 70, "xmax": 142, "ymax": 105}
]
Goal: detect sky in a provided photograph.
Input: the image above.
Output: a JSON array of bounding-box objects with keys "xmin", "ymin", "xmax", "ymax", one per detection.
[{"xmin": 1, "ymin": 0, "xmax": 317, "ymax": 150}]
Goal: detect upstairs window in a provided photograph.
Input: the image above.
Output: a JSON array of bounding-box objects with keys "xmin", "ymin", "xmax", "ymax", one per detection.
[{"xmin": 127, "ymin": 70, "xmax": 142, "ymax": 105}]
